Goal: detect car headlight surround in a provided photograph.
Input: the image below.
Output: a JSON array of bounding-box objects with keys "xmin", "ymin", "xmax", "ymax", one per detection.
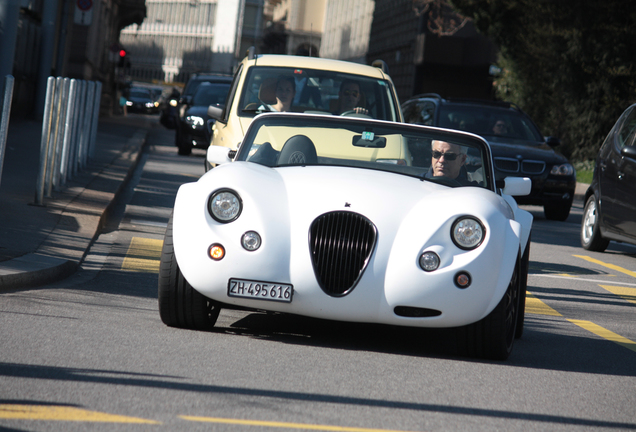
[
  {"xmin": 550, "ymin": 163, "xmax": 574, "ymax": 176},
  {"xmin": 208, "ymin": 188, "xmax": 242, "ymax": 223},
  {"xmin": 451, "ymin": 216, "xmax": 485, "ymax": 250},
  {"xmin": 186, "ymin": 115, "xmax": 205, "ymax": 127}
]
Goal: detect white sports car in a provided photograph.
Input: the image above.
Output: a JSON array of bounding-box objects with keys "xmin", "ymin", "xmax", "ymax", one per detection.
[{"xmin": 159, "ymin": 113, "xmax": 533, "ymax": 360}]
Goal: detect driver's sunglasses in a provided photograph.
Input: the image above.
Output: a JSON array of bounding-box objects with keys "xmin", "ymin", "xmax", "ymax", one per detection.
[
  {"xmin": 343, "ymin": 90, "xmax": 359, "ymax": 97},
  {"xmin": 432, "ymin": 151, "xmax": 459, "ymax": 161}
]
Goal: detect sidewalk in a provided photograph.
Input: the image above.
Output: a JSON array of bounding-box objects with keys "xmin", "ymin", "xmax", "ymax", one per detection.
[{"xmin": 0, "ymin": 114, "xmax": 155, "ymax": 291}]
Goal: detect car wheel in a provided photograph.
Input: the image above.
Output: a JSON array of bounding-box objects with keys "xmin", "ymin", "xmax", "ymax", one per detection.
[
  {"xmin": 457, "ymin": 254, "xmax": 520, "ymax": 360},
  {"xmin": 158, "ymin": 215, "xmax": 221, "ymax": 330},
  {"xmin": 515, "ymin": 237, "xmax": 530, "ymax": 339},
  {"xmin": 581, "ymin": 195, "xmax": 609, "ymax": 252},
  {"xmin": 544, "ymin": 200, "xmax": 572, "ymax": 221}
]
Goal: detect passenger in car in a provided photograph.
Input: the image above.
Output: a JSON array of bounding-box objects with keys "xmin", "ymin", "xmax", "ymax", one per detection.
[
  {"xmin": 491, "ymin": 119, "xmax": 509, "ymax": 135},
  {"xmin": 260, "ymin": 76, "xmax": 296, "ymax": 112}
]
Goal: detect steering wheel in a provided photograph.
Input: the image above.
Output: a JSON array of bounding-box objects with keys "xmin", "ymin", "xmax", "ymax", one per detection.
[{"xmin": 339, "ymin": 110, "xmax": 372, "ymax": 119}]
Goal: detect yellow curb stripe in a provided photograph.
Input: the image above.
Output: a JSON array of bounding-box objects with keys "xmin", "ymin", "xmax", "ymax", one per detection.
[
  {"xmin": 526, "ymin": 292, "xmax": 561, "ymax": 316},
  {"xmin": 573, "ymin": 255, "xmax": 636, "ymax": 278},
  {"xmin": 600, "ymin": 285, "xmax": 636, "ymax": 305},
  {"xmin": 121, "ymin": 237, "xmax": 163, "ymax": 273},
  {"xmin": 0, "ymin": 405, "xmax": 159, "ymax": 423},
  {"xmin": 568, "ymin": 319, "xmax": 636, "ymax": 353},
  {"xmin": 180, "ymin": 416, "xmax": 418, "ymax": 432}
]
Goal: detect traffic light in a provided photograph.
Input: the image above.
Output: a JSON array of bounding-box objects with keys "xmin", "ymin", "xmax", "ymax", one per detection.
[{"xmin": 118, "ymin": 49, "xmax": 127, "ymax": 67}]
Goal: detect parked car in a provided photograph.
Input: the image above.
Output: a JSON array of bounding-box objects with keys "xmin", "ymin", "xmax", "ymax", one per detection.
[
  {"xmin": 402, "ymin": 94, "xmax": 576, "ymax": 221},
  {"xmin": 581, "ymin": 103, "xmax": 636, "ymax": 251},
  {"xmin": 175, "ymin": 82, "xmax": 231, "ymax": 155},
  {"xmin": 125, "ymin": 87, "xmax": 159, "ymax": 114},
  {"xmin": 165, "ymin": 73, "xmax": 232, "ymax": 133},
  {"xmin": 206, "ymin": 49, "xmax": 403, "ymax": 170},
  {"xmin": 158, "ymin": 112, "xmax": 533, "ymax": 360}
]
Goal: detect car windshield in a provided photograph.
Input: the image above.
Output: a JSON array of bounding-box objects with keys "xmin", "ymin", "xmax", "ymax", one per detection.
[
  {"xmin": 438, "ymin": 105, "xmax": 544, "ymax": 142},
  {"xmin": 237, "ymin": 66, "xmax": 400, "ymax": 121},
  {"xmin": 236, "ymin": 114, "xmax": 493, "ymax": 190},
  {"xmin": 130, "ymin": 89, "xmax": 151, "ymax": 99},
  {"xmin": 192, "ymin": 83, "xmax": 231, "ymax": 107}
]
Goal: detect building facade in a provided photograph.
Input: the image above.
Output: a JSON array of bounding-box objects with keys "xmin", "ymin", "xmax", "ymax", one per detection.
[
  {"xmin": 320, "ymin": 0, "xmax": 374, "ymax": 64},
  {"xmin": 119, "ymin": 0, "xmax": 264, "ymax": 84}
]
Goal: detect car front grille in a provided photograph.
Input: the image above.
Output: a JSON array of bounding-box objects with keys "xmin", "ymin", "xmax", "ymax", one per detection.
[
  {"xmin": 494, "ymin": 157, "xmax": 546, "ymax": 175},
  {"xmin": 309, "ymin": 211, "xmax": 377, "ymax": 297}
]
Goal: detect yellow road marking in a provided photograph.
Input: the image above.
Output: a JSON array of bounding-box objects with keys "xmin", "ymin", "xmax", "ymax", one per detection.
[
  {"xmin": 600, "ymin": 285, "xmax": 636, "ymax": 305},
  {"xmin": 567, "ymin": 320, "xmax": 636, "ymax": 353},
  {"xmin": 573, "ymin": 255, "xmax": 636, "ymax": 278},
  {"xmin": 0, "ymin": 405, "xmax": 159, "ymax": 423},
  {"xmin": 121, "ymin": 237, "xmax": 163, "ymax": 273},
  {"xmin": 526, "ymin": 292, "xmax": 561, "ymax": 316},
  {"xmin": 181, "ymin": 416, "xmax": 417, "ymax": 432}
]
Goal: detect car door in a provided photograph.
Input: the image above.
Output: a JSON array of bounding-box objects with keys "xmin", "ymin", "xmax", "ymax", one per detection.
[{"xmin": 598, "ymin": 105, "xmax": 636, "ymax": 237}]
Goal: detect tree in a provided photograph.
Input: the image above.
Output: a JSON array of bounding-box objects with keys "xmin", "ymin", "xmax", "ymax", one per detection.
[{"xmin": 449, "ymin": 0, "xmax": 636, "ymax": 160}]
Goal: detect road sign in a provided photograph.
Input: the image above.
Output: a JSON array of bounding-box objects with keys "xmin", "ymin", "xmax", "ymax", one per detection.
[{"xmin": 74, "ymin": 0, "xmax": 93, "ymax": 25}]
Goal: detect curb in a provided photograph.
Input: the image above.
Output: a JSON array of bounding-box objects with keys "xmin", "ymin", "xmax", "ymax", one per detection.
[{"xmin": 0, "ymin": 130, "xmax": 149, "ymax": 292}]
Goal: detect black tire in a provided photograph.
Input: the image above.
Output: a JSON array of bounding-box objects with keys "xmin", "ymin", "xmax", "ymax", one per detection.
[
  {"xmin": 544, "ymin": 200, "xmax": 572, "ymax": 221},
  {"xmin": 158, "ymin": 215, "xmax": 221, "ymax": 329},
  {"xmin": 457, "ymin": 254, "xmax": 521, "ymax": 360},
  {"xmin": 581, "ymin": 195, "xmax": 609, "ymax": 252},
  {"xmin": 516, "ymin": 236, "xmax": 530, "ymax": 339}
]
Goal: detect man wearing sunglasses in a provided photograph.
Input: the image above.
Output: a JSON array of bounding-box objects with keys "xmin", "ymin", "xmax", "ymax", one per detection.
[
  {"xmin": 333, "ymin": 80, "xmax": 368, "ymax": 116},
  {"xmin": 427, "ymin": 140, "xmax": 470, "ymax": 183}
]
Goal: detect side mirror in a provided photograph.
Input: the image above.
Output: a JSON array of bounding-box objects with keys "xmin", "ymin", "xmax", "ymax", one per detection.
[
  {"xmin": 545, "ymin": 136, "xmax": 560, "ymax": 147},
  {"xmin": 207, "ymin": 146, "xmax": 233, "ymax": 166},
  {"xmin": 502, "ymin": 177, "xmax": 531, "ymax": 196},
  {"xmin": 208, "ymin": 104, "xmax": 224, "ymax": 122},
  {"xmin": 621, "ymin": 145, "xmax": 636, "ymax": 160}
]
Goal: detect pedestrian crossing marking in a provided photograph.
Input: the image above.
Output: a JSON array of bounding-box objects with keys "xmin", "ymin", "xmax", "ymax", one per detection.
[
  {"xmin": 526, "ymin": 292, "xmax": 561, "ymax": 316},
  {"xmin": 567, "ymin": 319, "xmax": 636, "ymax": 353},
  {"xmin": 0, "ymin": 404, "xmax": 159, "ymax": 423},
  {"xmin": 599, "ymin": 285, "xmax": 636, "ymax": 305},
  {"xmin": 121, "ymin": 237, "xmax": 163, "ymax": 273}
]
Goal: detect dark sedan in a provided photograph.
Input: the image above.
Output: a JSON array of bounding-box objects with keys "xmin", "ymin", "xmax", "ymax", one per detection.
[
  {"xmin": 402, "ymin": 94, "xmax": 576, "ymax": 220},
  {"xmin": 175, "ymin": 82, "xmax": 231, "ymax": 155},
  {"xmin": 581, "ymin": 103, "xmax": 636, "ymax": 251},
  {"xmin": 126, "ymin": 87, "xmax": 159, "ymax": 114}
]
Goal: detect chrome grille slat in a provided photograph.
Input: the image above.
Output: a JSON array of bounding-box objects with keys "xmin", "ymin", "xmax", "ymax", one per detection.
[{"xmin": 310, "ymin": 211, "xmax": 376, "ymax": 296}]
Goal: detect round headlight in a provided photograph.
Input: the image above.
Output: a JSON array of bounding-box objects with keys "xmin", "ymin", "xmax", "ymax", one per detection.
[
  {"xmin": 451, "ymin": 217, "xmax": 485, "ymax": 250},
  {"xmin": 208, "ymin": 189, "xmax": 242, "ymax": 223},
  {"xmin": 419, "ymin": 251, "xmax": 440, "ymax": 272},
  {"xmin": 241, "ymin": 231, "xmax": 261, "ymax": 251}
]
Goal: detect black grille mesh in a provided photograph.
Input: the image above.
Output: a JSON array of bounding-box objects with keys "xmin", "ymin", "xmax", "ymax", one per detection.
[{"xmin": 309, "ymin": 211, "xmax": 377, "ymax": 296}]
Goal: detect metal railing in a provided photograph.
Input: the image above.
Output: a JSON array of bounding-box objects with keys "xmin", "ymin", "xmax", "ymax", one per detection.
[
  {"xmin": 0, "ymin": 75, "xmax": 15, "ymax": 190},
  {"xmin": 35, "ymin": 77, "xmax": 102, "ymax": 205}
]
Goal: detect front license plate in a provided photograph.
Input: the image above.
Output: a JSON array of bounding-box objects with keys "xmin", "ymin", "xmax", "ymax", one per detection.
[{"xmin": 228, "ymin": 278, "xmax": 293, "ymax": 303}]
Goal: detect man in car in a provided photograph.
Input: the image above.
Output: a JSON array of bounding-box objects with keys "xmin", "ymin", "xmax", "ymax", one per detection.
[
  {"xmin": 424, "ymin": 140, "xmax": 481, "ymax": 185},
  {"xmin": 332, "ymin": 80, "xmax": 368, "ymax": 115}
]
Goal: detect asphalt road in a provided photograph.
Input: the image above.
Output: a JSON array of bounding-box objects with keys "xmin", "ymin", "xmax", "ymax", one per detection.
[{"xmin": 1, "ymin": 118, "xmax": 635, "ymax": 432}]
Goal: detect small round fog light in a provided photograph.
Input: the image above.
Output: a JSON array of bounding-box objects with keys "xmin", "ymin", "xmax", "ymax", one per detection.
[
  {"xmin": 419, "ymin": 251, "xmax": 440, "ymax": 272},
  {"xmin": 208, "ymin": 244, "xmax": 225, "ymax": 260},
  {"xmin": 455, "ymin": 271, "xmax": 471, "ymax": 289},
  {"xmin": 241, "ymin": 231, "xmax": 261, "ymax": 251}
]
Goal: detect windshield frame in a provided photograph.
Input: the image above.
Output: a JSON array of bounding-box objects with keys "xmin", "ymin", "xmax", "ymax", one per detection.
[{"xmin": 235, "ymin": 113, "xmax": 495, "ymax": 191}]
